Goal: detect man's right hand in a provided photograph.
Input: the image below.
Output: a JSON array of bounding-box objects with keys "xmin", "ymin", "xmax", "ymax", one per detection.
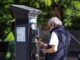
[
  {"xmin": 35, "ymin": 38, "xmax": 47, "ymax": 48},
  {"xmin": 38, "ymin": 41, "xmax": 47, "ymax": 48}
]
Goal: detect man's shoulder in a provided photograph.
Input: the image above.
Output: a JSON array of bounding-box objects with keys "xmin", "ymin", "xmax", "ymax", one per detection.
[{"xmin": 51, "ymin": 31, "xmax": 58, "ymax": 37}]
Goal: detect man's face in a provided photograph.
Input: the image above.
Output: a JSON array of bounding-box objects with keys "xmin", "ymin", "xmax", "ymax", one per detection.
[{"xmin": 48, "ymin": 22, "xmax": 55, "ymax": 31}]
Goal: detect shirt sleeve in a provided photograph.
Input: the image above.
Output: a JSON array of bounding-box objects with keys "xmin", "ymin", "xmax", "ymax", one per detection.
[{"xmin": 49, "ymin": 32, "xmax": 59, "ymax": 46}]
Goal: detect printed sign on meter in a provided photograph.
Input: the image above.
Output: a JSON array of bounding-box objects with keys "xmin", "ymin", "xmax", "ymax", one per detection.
[{"xmin": 16, "ymin": 27, "xmax": 26, "ymax": 42}]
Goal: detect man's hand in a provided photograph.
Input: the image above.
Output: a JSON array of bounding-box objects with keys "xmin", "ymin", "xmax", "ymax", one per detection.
[
  {"xmin": 38, "ymin": 41, "xmax": 47, "ymax": 48},
  {"xmin": 41, "ymin": 48, "xmax": 46, "ymax": 54},
  {"xmin": 35, "ymin": 38, "xmax": 47, "ymax": 47}
]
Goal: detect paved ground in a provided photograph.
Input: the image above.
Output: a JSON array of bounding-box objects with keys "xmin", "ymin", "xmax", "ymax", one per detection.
[
  {"xmin": 11, "ymin": 54, "xmax": 79, "ymax": 60},
  {"xmin": 12, "ymin": 57, "xmax": 78, "ymax": 60},
  {"xmin": 40, "ymin": 56, "xmax": 78, "ymax": 60},
  {"xmin": 67, "ymin": 57, "xmax": 78, "ymax": 60}
]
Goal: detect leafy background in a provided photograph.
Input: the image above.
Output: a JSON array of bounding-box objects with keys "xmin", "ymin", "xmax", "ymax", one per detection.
[{"xmin": 0, "ymin": 0, "xmax": 80, "ymax": 60}]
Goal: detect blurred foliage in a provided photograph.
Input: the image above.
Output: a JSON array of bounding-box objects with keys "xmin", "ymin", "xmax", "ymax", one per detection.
[
  {"xmin": 61, "ymin": 0, "xmax": 80, "ymax": 29},
  {"xmin": 0, "ymin": 0, "xmax": 80, "ymax": 60},
  {"xmin": 4, "ymin": 32, "xmax": 14, "ymax": 42},
  {"xmin": 0, "ymin": 0, "xmax": 14, "ymax": 40},
  {"xmin": 0, "ymin": 0, "xmax": 14, "ymax": 60},
  {"xmin": 0, "ymin": 0, "xmax": 80, "ymax": 40}
]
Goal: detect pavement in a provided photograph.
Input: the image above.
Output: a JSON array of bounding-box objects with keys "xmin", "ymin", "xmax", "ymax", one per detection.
[
  {"xmin": 67, "ymin": 56, "xmax": 78, "ymax": 60},
  {"xmin": 40, "ymin": 56, "xmax": 78, "ymax": 60}
]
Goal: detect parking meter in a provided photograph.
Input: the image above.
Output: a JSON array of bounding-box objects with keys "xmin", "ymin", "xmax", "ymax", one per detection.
[{"xmin": 10, "ymin": 4, "xmax": 42, "ymax": 60}]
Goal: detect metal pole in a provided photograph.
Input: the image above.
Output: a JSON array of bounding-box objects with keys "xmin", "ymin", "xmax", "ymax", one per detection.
[{"xmin": 35, "ymin": 38, "xmax": 40, "ymax": 60}]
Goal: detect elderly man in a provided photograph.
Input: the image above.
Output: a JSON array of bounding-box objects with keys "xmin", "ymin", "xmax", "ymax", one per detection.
[{"xmin": 38, "ymin": 17, "xmax": 70, "ymax": 60}]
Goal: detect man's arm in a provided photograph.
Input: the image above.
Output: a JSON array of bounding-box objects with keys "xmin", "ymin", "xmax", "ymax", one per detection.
[
  {"xmin": 41, "ymin": 44, "xmax": 57, "ymax": 54},
  {"xmin": 38, "ymin": 41, "xmax": 57, "ymax": 54},
  {"xmin": 36, "ymin": 32, "xmax": 59, "ymax": 54},
  {"xmin": 42, "ymin": 32, "xmax": 59, "ymax": 54}
]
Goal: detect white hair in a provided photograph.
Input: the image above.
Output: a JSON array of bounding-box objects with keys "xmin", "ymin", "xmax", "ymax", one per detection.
[{"xmin": 48, "ymin": 17, "xmax": 62, "ymax": 25}]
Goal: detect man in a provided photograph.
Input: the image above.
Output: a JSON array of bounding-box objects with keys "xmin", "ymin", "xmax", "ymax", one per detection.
[{"xmin": 38, "ymin": 17, "xmax": 70, "ymax": 60}]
